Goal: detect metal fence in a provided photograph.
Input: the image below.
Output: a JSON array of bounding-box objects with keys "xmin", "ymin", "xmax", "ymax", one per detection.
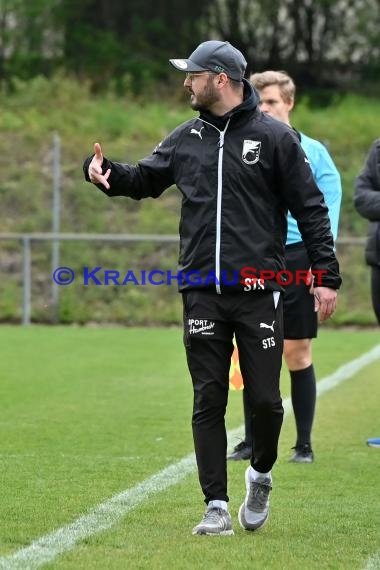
[{"xmin": 0, "ymin": 233, "xmax": 366, "ymax": 326}]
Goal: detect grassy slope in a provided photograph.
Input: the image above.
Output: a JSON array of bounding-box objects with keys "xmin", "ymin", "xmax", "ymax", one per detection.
[{"xmin": 0, "ymin": 327, "xmax": 379, "ymax": 569}]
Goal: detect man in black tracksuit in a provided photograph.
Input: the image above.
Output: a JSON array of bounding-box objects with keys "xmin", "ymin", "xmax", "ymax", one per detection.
[
  {"xmin": 84, "ymin": 40, "xmax": 341, "ymax": 536},
  {"xmin": 354, "ymin": 139, "xmax": 380, "ymax": 325}
]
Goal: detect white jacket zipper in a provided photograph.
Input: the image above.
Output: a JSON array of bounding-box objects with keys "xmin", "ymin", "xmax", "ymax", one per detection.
[{"xmin": 199, "ymin": 118, "xmax": 231, "ymax": 294}]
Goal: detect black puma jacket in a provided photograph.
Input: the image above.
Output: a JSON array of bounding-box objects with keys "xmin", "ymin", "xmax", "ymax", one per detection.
[
  {"xmin": 354, "ymin": 139, "xmax": 380, "ymax": 266},
  {"xmin": 83, "ymin": 80, "xmax": 341, "ymax": 293}
]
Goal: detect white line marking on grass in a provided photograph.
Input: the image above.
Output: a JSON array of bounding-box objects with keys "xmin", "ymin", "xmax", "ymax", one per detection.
[
  {"xmin": 0, "ymin": 454, "xmax": 197, "ymax": 570},
  {"xmin": 315, "ymin": 343, "xmax": 380, "ymax": 398},
  {"xmin": 365, "ymin": 552, "xmax": 380, "ymax": 570},
  {"xmin": 1, "ymin": 344, "xmax": 380, "ymax": 570}
]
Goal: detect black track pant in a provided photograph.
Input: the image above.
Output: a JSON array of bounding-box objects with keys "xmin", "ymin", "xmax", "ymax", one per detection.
[
  {"xmin": 183, "ymin": 290, "xmax": 284, "ymax": 504},
  {"xmin": 371, "ymin": 266, "xmax": 380, "ymax": 325}
]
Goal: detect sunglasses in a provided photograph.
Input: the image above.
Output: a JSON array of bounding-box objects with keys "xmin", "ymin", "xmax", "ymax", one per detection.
[{"xmin": 185, "ymin": 72, "xmax": 217, "ymax": 82}]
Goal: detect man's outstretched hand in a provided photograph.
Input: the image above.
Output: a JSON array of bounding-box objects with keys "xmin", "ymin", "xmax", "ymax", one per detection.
[{"xmin": 88, "ymin": 143, "xmax": 111, "ymax": 190}]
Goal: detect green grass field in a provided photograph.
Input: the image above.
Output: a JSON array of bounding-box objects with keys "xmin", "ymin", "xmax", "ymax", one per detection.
[{"xmin": 0, "ymin": 326, "xmax": 379, "ymax": 569}]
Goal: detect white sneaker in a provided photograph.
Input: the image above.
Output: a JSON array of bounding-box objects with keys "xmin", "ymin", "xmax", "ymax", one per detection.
[
  {"xmin": 238, "ymin": 467, "xmax": 272, "ymax": 531},
  {"xmin": 192, "ymin": 505, "xmax": 234, "ymax": 536}
]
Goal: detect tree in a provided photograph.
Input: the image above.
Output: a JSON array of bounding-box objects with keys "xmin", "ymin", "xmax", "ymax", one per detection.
[
  {"xmin": 206, "ymin": 0, "xmax": 380, "ymax": 88},
  {"xmin": 0, "ymin": 0, "xmax": 379, "ymax": 91},
  {"xmin": 58, "ymin": 0, "xmax": 209, "ymax": 90},
  {"xmin": 0, "ymin": 0, "xmax": 61, "ymax": 81}
]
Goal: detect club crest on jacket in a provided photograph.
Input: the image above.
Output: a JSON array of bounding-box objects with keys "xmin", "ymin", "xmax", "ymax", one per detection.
[{"xmin": 242, "ymin": 140, "xmax": 261, "ymax": 165}]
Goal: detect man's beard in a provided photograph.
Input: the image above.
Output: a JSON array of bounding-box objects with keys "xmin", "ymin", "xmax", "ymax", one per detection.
[{"xmin": 190, "ymin": 77, "xmax": 220, "ymax": 111}]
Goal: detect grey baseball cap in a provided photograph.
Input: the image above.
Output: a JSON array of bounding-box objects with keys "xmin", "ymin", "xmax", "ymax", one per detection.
[{"xmin": 170, "ymin": 40, "xmax": 247, "ymax": 81}]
